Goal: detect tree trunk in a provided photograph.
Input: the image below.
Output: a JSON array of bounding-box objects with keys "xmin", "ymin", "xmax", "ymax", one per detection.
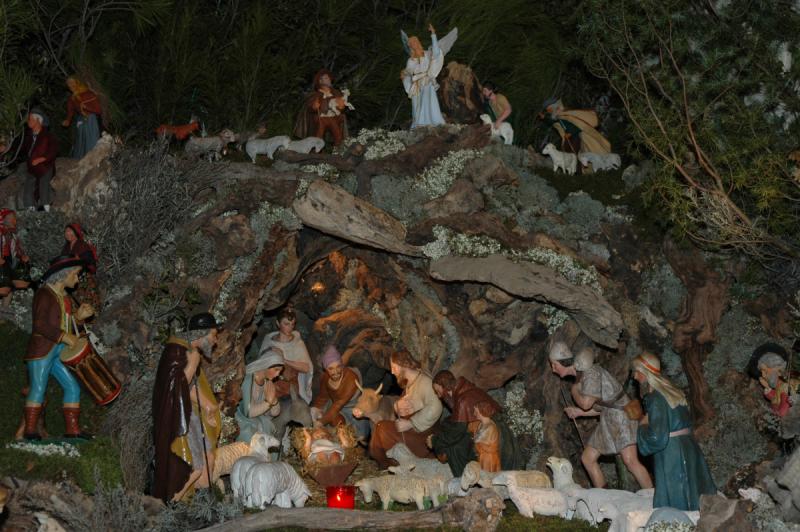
[
  {"xmin": 665, "ymin": 239, "xmax": 731, "ymax": 429},
  {"xmin": 198, "ymin": 488, "xmax": 505, "ymax": 532}
]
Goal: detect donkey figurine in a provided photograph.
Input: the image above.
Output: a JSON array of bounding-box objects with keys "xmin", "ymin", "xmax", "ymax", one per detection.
[{"xmin": 273, "ymin": 384, "xmax": 313, "ymax": 454}]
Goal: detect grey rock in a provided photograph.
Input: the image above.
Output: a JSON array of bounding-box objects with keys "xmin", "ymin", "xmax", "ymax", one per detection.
[
  {"xmin": 423, "ymin": 178, "xmax": 484, "ymax": 217},
  {"xmin": 697, "ymin": 494, "xmax": 754, "ymax": 532},
  {"xmin": 621, "ymin": 160, "xmax": 655, "ymax": 190},
  {"xmin": 430, "ymin": 254, "xmax": 623, "ymax": 348},
  {"xmin": 370, "ymin": 174, "xmax": 427, "ymax": 222}
]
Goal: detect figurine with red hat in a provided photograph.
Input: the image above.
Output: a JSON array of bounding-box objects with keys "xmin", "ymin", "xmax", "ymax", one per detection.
[{"xmin": 0, "ymin": 208, "xmax": 30, "ymax": 304}]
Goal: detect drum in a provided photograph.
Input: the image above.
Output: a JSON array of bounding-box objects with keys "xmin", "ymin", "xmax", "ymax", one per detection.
[
  {"xmin": 60, "ymin": 337, "xmax": 92, "ymax": 366},
  {"xmin": 61, "ymin": 338, "xmax": 122, "ymax": 406}
]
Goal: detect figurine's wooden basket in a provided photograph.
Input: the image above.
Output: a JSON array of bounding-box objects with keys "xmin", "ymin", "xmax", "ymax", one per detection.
[{"xmin": 309, "ymin": 462, "xmax": 357, "ymax": 487}]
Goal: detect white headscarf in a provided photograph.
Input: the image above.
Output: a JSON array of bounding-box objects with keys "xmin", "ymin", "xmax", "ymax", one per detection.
[
  {"xmin": 245, "ymin": 348, "xmax": 285, "ymax": 374},
  {"xmin": 632, "ymin": 352, "xmax": 687, "ymax": 409}
]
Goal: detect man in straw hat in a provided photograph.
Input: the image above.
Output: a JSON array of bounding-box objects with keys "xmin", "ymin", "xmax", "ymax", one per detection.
[
  {"xmin": 235, "ymin": 346, "xmax": 285, "ymax": 443},
  {"xmin": 549, "ymin": 338, "xmax": 652, "ymax": 489},
  {"xmin": 153, "ymin": 312, "xmax": 222, "ymax": 502},
  {"xmin": 21, "ymin": 255, "xmax": 94, "ymax": 441},
  {"xmin": 632, "ymin": 351, "xmax": 715, "ymax": 511},
  {"xmin": 311, "ymin": 344, "xmax": 369, "ymax": 440}
]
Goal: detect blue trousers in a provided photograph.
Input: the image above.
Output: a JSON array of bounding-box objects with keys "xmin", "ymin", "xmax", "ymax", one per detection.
[{"xmin": 26, "ymin": 343, "xmax": 81, "ymax": 405}]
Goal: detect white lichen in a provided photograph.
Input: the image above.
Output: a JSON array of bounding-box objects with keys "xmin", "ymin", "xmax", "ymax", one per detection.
[
  {"xmin": 6, "ymin": 441, "xmax": 81, "ymax": 458},
  {"xmin": 645, "ymin": 523, "xmax": 696, "ymax": 532},
  {"xmin": 413, "ymin": 149, "xmax": 480, "ymax": 199},
  {"xmin": 421, "ymin": 225, "xmax": 601, "ymax": 292},
  {"xmin": 340, "ymin": 128, "xmax": 408, "ymax": 160},
  {"xmin": 542, "ymin": 305, "xmax": 571, "ymax": 335},
  {"xmin": 300, "ymin": 163, "xmax": 339, "ymax": 180},
  {"xmin": 504, "ymin": 381, "xmax": 544, "ymax": 442}
]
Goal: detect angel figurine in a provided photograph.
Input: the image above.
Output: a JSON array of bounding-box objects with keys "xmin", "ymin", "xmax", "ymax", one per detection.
[{"xmin": 400, "ymin": 24, "xmax": 458, "ymax": 129}]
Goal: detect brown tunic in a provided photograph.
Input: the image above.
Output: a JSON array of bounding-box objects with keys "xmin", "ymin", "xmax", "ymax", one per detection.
[
  {"xmin": 311, "ymin": 367, "xmax": 360, "ymax": 426},
  {"xmin": 26, "ymin": 286, "xmax": 68, "ymax": 361},
  {"xmin": 451, "ymin": 377, "xmax": 502, "ymax": 424}
]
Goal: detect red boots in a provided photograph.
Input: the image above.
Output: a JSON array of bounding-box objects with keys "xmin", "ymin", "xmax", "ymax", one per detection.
[
  {"xmin": 23, "ymin": 405, "xmax": 43, "ymax": 440},
  {"xmin": 63, "ymin": 407, "xmax": 93, "ymax": 439}
]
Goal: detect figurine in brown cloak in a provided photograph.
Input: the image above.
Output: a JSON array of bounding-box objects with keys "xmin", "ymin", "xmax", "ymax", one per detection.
[
  {"xmin": 430, "ymin": 370, "xmax": 522, "ymax": 476},
  {"xmin": 152, "ymin": 313, "xmax": 221, "ymax": 502},
  {"xmin": 293, "ymin": 69, "xmax": 348, "ymax": 146}
]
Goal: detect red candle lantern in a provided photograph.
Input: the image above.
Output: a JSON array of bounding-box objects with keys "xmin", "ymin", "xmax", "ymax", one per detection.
[{"xmin": 326, "ymin": 485, "xmax": 356, "ymax": 509}]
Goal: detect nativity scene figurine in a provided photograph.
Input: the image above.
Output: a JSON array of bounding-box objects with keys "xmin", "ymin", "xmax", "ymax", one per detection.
[{"xmin": 400, "ymin": 25, "xmax": 458, "ymax": 129}]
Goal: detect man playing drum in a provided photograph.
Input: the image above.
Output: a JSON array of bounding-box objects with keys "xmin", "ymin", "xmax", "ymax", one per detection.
[{"xmin": 22, "ymin": 256, "xmax": 94, "ymax": 440}]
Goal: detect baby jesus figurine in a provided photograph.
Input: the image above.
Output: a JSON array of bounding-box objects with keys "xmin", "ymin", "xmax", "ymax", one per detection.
[
  {"xmin": 472, "ymin": 401, "xmax": 501, "ymax": 472},
  {"xmin": 301, "ymin": 426, "xmax": 346, "ymax": 467}
]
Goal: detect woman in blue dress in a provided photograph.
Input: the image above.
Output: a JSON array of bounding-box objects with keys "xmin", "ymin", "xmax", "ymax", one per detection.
[{"xmin": 633, "ymin": 352, "xmax": 716, "ymax": 511}]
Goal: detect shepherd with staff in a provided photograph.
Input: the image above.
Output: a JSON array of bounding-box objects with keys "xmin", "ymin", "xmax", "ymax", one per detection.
[
  {"xmin": 548, "ymin": 338, "xmax": 652, "ymax": 490},
  {"xmin": 152, "ymin": 312, "xmax": 222, "ymax": 502}
]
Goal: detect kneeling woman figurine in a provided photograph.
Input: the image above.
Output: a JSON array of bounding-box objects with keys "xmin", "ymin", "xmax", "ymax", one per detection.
[{"xmin": 633, "ymin": 352, "xmax": 716, "ymax": 511}]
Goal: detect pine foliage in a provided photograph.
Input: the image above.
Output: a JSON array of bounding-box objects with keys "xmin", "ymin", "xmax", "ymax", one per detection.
[{"xmin": 580, "ymin": 0, "xmax": 800, "ymax": 272}]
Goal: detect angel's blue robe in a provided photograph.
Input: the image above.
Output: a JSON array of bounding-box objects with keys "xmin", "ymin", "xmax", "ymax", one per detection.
[
  {"xmin": 403, "ymin": 33, "xmax": 446, "ymax": 128},
  {"xmin": 637, "ymin": 390, "xmax": 716, "ymax": 511}
]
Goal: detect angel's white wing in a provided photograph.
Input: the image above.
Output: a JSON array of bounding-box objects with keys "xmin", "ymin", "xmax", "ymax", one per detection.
[
  {"xmin": 400, "ymin": 29, "xmax": 411, "ymax": 57},
  {"xmin": 436, "ymin": 27, "xmax": 458, "ymax": 56}
]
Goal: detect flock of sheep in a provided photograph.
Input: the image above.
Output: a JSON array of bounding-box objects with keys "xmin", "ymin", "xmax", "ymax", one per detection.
[{"xmin": 213, "ymin": 430, "xmax": 697, "ymax": 532}]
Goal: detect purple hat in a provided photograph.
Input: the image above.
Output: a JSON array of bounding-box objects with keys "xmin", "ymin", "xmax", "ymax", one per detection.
[{"xmin": 321, "ymin": 344, "xmax": 342, "ymax": 369}]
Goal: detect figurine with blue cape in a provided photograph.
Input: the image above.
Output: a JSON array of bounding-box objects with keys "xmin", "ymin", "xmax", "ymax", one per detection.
[{"xmin": 401, "ymin": 25, "xmax": 458, "ymax": 128}]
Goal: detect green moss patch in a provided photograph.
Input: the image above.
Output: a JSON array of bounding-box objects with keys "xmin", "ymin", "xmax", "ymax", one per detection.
[{"xmin": 0, "ymin": 321, "xmax": 122, "ymax": 492}]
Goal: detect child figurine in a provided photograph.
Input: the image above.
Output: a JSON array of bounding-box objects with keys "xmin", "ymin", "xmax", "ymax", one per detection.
[{"xmin": 473, "ymin": 401, "xmax": 501, "ymax": 472}]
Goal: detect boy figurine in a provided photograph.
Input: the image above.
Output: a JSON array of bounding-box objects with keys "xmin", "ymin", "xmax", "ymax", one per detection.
[{"xmin": 473, "ymin": 401, "xmax": 501, "ymax": 472}]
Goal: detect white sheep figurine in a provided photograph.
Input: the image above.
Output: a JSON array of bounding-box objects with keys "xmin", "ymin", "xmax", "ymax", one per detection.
[
  {"xmin": 386, "ymin": 443, "xmax": 454, "ymax": 480},
  {"xmin": 578, "ymin": 151, "xmax": 622, "ymax": 172},
  {"xmin": 287, "ymin": 137, "xmax": 325, "ymax": 154},
  {"xmin": 185, "ymin": 128, "xmax": 236, "ymax": 161},
  {"xmin": 355, "ymin": 472, "xmax": 445, "ymax": 510},
  {"xmin": 245, "ymin": 135, "xmax": 290, "ymax": 162},
  {"xmin": 542, "ymin": 143, "xmax": 578, "ymax": 175},
  {"xmin": 211, "ymin": 432, "xmax": 273, "ymax": 491},
  {"xmin": 547, "ymin": 456, "xmax": 653, "ymax": 532},
  {"xmin": 230, "ymin": 432, "xmax": 280, "ymax": 504},
  {"xmin": 492, "ymin": 471, "xmax": 568, "ymax": 518},
  {"xmin": 243, "ymin": 461, "xmax": 310, "ymax": 509},
  {"xmin": 479, "ymin": 114, "xmax": 514, "ymax": 145},
  {"xmin": 547, "ymin": 456, "xmax": 581, "ymax": 494}
]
